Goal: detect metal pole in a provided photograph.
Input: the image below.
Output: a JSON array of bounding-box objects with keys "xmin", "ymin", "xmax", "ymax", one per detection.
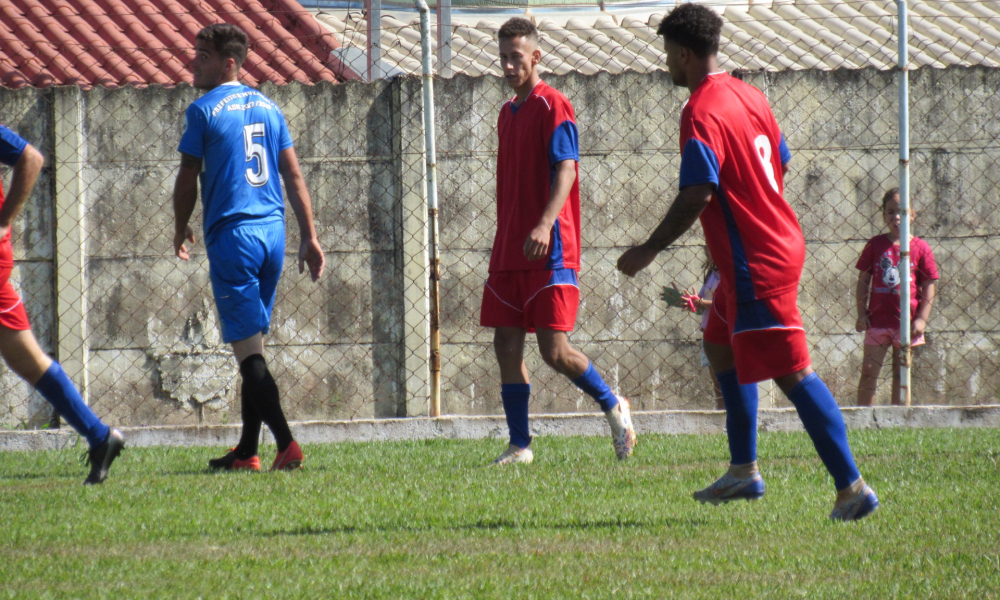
[
  {"xmin": 366, "ymin": 0, "xmax": 382, "ymax": 81},
  {"xmin": 437, "ymin": 0, "xmax": 453, "ymax": 78},
  {"xmin": 415, "ymin": 0, "xmax": 442, "ymax": 417},
  {"xmin": 897, "ymin": 0, "xmax": 912, "ymax": 406}
]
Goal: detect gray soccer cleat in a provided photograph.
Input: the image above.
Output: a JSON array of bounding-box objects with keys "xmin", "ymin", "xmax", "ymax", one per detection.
[
  {"xmin": 830, "ymin": 485, "xmax": 880, "ymax": 521},
  {"xmin": 693, "ymin": 471, "xmax": 766, "ymax": 505}
]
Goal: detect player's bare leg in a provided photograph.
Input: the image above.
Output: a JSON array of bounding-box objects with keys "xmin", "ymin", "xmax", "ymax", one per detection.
[
  {"xmin": 0, "ymin": 327, "xmax": 50, "ymax": 384},
  {"xmin": 494, "ymin": 327, "xmax": 530, "ymax": 385},
  {"xmin": 857, "ymin": 343, "xmax": 889, "ymax": 407},
  {"xmin": 490, "ymin": 327, "xmax": 534, "ymax": 464},
  {"xmin": 536, "ymin": 329, "xmax": 636, "ymax": 459},
  {"xmin": 0, "ymin": 327, "xmax": 123, "ymax": 484}
]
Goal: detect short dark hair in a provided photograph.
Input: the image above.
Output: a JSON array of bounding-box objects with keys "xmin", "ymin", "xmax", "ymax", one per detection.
[
  {"xmin": 498, "ymin": 17, "xmax": 539, "ymax": 44},
  {"xmin": 657, "ymin": 3, "xmax": 723, "ymax": 58},
  {"xmin": 196, "ymin": 23, "xmax": 249, "ymax": 67},
  {"xmin": 882, "ymin": 187, "xmax": 900, "ymax": 210}
]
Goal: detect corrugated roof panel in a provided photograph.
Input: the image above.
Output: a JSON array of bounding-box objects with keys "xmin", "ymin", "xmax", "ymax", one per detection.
[
  {"xmin": 313, "ymin": 0, "xmax": 1000, "ymax": 79},
  {"xmin": 0, "ymin": 0, "xmax": 358, "ymax": 89}
]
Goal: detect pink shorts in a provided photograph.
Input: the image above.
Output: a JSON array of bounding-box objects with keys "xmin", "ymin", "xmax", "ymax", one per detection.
[
  {"xmin": 703, "ymin": 284, "xmax": 811, "ymax": 385},
  {"xmin": 480, "ymin": 269, "xmax": 579, "ymax": 333},
  {"xmin": 864, "ymin": 328, "xmax": 925, "ymax": 348}
]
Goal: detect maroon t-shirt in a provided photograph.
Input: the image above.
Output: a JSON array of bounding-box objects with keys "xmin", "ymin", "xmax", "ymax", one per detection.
[{"xmin": 856, "ymin": 234, "xmax": 939, "ymax": 328}]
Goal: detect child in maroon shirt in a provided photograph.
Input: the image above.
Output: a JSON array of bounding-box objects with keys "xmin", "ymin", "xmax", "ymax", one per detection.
[{"xmin": 855, "ymin": 188, "xmax": 939, "ymax": 406}]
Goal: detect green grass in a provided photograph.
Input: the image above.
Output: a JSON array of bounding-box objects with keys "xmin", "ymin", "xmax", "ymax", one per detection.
[{"xmin": 2, "ymin": 428, "xmax": 999, "ymax": 599}]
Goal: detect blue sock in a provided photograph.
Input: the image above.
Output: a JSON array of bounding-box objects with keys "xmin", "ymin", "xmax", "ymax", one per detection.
[
  {"xmin": 571, "ymin": 363, "xmax": 618, "ymax": 412},
  {"xmin": 35, "ymin": 362, "xmax": 109, "ymax": 449},
  {"xmin": 501, "ymin": 383, "xmax": 532, "ymax": 449},
  {"xmin": 716, "ymin": 368, "xmax": 759, "ymax": 465},
  {"xmin": 785, "ymin": 372, "xmax": 861, "ymax": 490}
]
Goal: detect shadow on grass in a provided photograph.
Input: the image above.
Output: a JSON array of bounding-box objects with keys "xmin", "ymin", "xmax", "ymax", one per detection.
[{"xmin": 264, "ymin": 516, "xmax": 707, "ymax": 537}]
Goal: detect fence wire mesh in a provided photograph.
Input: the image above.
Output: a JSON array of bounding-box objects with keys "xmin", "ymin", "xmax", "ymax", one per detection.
[{"xmin": 2, "ymin": 0, "xmax": 1000, "ymax": 432}]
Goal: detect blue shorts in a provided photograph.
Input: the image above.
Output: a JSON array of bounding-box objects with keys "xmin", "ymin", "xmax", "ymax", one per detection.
[{"xmin": 207, "ymin": 220, "xmax": 285, "ymax": 344}]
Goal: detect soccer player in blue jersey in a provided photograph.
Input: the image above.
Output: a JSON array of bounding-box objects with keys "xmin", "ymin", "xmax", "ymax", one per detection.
[
  {"xmin": 617, "ymin": 4, "xmax": 878, "ymax": 520},
  {"xmin": 172, "ymin": 24, "xmax": 325, "ymax": 472},
  {"xmin": 0, "ymin": 124, "xmax": 124, "ymax": 484}
]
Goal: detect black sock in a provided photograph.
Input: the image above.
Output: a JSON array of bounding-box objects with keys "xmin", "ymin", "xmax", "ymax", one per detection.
[
  {"xmin": 234, "ymin": 383, "xmax": 262, "ymax": 459},
  {"xmin": 239, "ymin": 354, "xmax": 293, "ymax": 452}
]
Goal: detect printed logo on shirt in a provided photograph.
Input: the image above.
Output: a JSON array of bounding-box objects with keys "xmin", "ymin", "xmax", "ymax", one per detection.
[{"xmin": 880, "ymin": 254, "xmax": 900, "ymax": 289}]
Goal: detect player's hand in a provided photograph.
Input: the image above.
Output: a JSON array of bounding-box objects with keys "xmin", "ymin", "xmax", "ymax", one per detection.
[
  {"xmin": 524, "ymin": 223, "xmax": 552, "ymax": 261},
  {"xmin": 855, "ymin": 315, "xmax": 869, "ymax": 333},
  {"xmin": 617, "ymin": 244, "xmax": 659, "ymax": 277},
  {"xmin": 174, "ymin": 226, "xmax": 195, "ymax": 261},
  {"xmin": 0, "ymin": 224, "xmax": 9, "ymax": 241},
  {"xmin": 300, "ymin": 238, "xmax": 325, "ymax": 282},
  {"xmin": 912, "ymin": 317, "xmax": 927, "ymax": 337}
]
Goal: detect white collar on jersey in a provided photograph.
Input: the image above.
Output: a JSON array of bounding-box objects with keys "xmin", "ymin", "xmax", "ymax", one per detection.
[
  {"xmin": 510, "ymin": 79, "xmax": 544, "ymax": 106},
  {"xmin": 219, "ymin": 80, "xmax": 241, "ymax": 87}
]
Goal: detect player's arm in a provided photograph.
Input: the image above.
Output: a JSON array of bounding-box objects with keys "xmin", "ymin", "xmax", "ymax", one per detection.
[
  {"xmin": 278, "ymin": 146, "xmax": 325, "ymax": 282},
  {"xmin": 0, "ymin": 144, "xmax": 44, "ymax": 239},
  {"xmin": 171, "ymin": 153, "xmax": 200, "ymax": 261},
  {"xmin": 524, "ymin": 159, "xmax": 575, "ymax": 261},
  {"xmin": 616, "ymin": 183, "xmax": 715, "ymax": 277},
  {"xmin": 855, "ymin": 270, "xmax": 872, "ymax": 332},
  {"xmin": 912, "ymin": 279, "xmax": 937, "ymax": 337}
]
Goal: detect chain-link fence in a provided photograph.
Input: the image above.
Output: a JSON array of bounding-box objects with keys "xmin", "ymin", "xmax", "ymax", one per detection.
[{"xmin": 2, "ymin": 1, "xmax": 999, "ymax": 432}]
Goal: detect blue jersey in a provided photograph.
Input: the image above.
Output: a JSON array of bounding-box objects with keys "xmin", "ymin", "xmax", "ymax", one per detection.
[
  {"xmin": 0, "ymin": 125, "xmax": 28, "ymax": 168},
  {"xmin": 0, "ymin": 125, "xmax": 28, "ymax": 258},
  {"xmin": 178, "ymin": 82, "xmax": 293, "ymax": 246}
]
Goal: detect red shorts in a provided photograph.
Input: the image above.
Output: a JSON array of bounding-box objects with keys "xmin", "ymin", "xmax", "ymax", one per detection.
[
  {"xmin": 703, "ymin": 284, "xmax": 811, "ymax": 384},
  {"xmin": 0, "ymin": 263, "xmax": 31, "ymax": 332},
  {"xmin": 480, "ymin": 269, "xmax": 579, "ymax": 332}
]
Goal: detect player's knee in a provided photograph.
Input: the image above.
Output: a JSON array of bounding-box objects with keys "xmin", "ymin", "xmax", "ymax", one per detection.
[
  {"xmin": 0, "ymin": 331, "xmax": 49, "ymax": 382},
  {"xmin": 539, "ymin": 346, "xmax": 570, "ymax": 371}
]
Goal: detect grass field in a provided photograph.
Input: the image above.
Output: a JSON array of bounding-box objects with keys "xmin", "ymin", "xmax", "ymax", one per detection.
[{"xmin": 2, "ymin": 427, "xmax": 999, "ymax": 599}]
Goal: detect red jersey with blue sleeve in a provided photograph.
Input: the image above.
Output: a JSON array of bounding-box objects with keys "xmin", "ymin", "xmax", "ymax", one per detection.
[
  {"xmin": 679, "ymin": 72, "xmax": 800, "ymax": 306},
  {"xmin": 0, "ymin": 125, "xmax": 29, "ymax": 266},
  {"xmin": 490, "ymin": 81, "xmax": 581, "ymax": 272}
]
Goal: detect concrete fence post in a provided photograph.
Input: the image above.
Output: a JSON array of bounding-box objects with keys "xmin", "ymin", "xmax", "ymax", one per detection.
[
  {"xmin": 52, "ymin": 87, "xmax": 89, "ymax": 403},
  {"xmin": 394, "ymin": 77, "xmax": 431, "ymax": 416}
]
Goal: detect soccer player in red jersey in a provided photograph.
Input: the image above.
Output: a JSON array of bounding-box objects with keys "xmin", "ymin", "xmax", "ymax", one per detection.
[
  {"xmin": 0, "ymin": 125, "xmax": 124, "ymax": 484},
  {"xmin": 480, "ymin": 17, "xmax": 636, "ymax": 464},
  {"xmin": 617, "ymin": 4, "xmax": 878, "ymax": 520}
]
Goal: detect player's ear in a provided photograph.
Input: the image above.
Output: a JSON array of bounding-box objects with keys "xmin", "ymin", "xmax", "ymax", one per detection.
[{"xmin": 531, "ymin": 47, "xmax": 541, "ymax": 66}]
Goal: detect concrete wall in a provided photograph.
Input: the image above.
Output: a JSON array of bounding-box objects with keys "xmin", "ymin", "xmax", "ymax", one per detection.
[{"xmin": 1, "ymin": 66, "xmax": 998, "ymax": 428}]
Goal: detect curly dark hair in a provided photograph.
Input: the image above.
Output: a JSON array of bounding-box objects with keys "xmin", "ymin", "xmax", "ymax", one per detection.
[
  {"xmin": 196, "ymin": 23, "xmax": 249, "ymax": 67},
  {"xmin": 498, "ymin": 17, "xmax": 539, "ymax": 43},
  {"xmin": 656, "ymin": 3, "xmax": 723, "ymax": 58}
]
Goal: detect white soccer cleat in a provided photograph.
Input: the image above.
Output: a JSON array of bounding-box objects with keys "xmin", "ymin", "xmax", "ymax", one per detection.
[
  {"xmin": 490, "ymin": 444, "xmax": 534, "ymax": 465},
  {"xmin": 605, "ymin": 396, "xmax": 637, "ymax": 460}
]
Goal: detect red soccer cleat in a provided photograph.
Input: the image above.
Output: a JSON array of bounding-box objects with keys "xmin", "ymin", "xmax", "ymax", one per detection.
[
  {"xmin": 270, "ymin": 440, "xmax": 304, "ymax": 471},
  {"xmin": 209, "ymin": 449, "xmax": 261, "ymax": 471}
]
